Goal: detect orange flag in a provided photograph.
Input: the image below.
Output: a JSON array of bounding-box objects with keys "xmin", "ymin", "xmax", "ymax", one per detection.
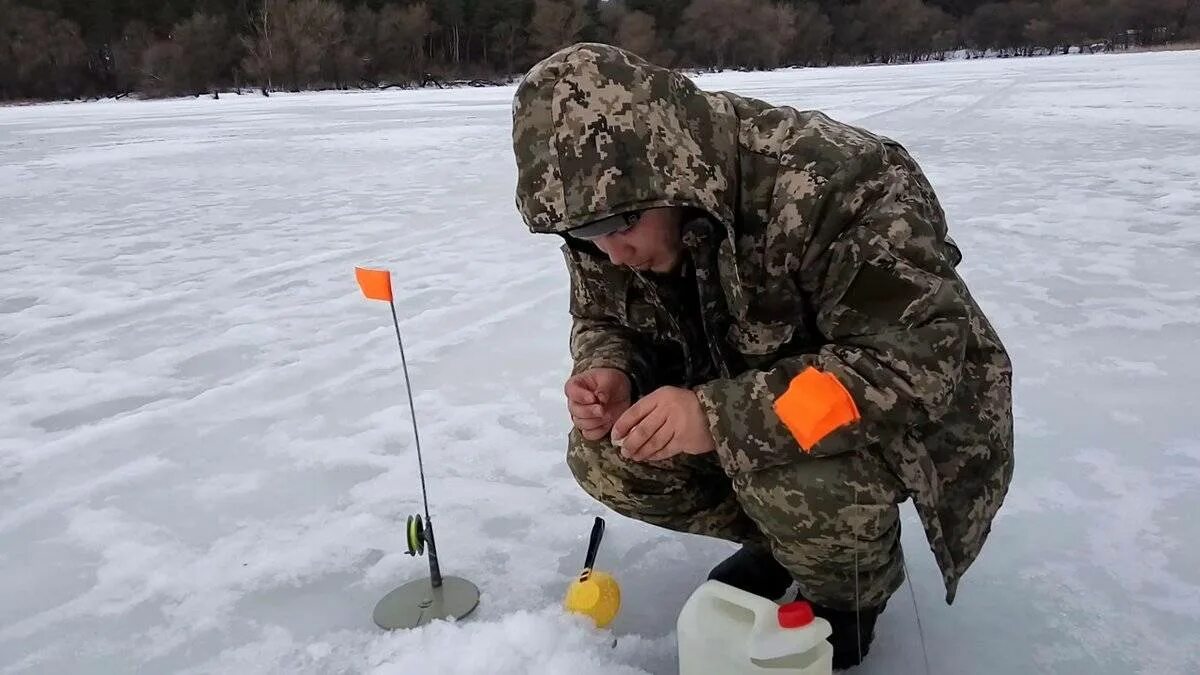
[{"xmin": 355, "ymin": 267, "xmax": 393, "ymax": 302}]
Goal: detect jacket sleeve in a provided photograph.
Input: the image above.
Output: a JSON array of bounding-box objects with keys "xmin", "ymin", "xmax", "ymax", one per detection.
[
  {"xmin": 695, "ymin": 142, "xmax": 971, "ymax": 475},
  {"xmin": 563, "ymin": 244, "xmax": 651, "ymax": 397}
]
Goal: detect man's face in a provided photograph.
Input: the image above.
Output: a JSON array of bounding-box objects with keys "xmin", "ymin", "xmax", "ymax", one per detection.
[{"xmin": 589, "ymin": 207, "xmax": 686, "ymax": 273}]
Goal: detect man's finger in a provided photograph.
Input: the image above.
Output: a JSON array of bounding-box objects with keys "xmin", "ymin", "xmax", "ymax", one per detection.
[
  {"xmin": 628, "ymin": 414, "xmax": 673, "ymax": 461},
  {"xmin": 565, "ymin": 378, "xmax": 597, "ymax": 405},
  {"xmin": 641, "ymin": 436, "xmax": 681, "ymax": 463},
  {"xmin": 580, "ymin": 425, "xmax": 609, "ymax": 441},
  {"xmin": 620, "ymin": 408, "xmax": 667, "ymax": 459},
  {"xmin": 573, "ymin": 416, "xmax": 609, "ymax": 432},
  {"xmin": 612, "ymin": 395, "xmax": 655, "ymax": 441},
  {"xmin": 567, "ymin": 400, "xmax": 605, "ymax": 419}
]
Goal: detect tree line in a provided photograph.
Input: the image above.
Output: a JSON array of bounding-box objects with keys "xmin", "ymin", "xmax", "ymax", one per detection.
[{"xmin": 2, "ymin": 0, "xmax": 1196, "ymax": 101}]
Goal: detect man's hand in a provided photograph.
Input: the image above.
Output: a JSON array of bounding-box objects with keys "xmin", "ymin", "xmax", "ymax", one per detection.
[
  {"xmin": 565, "ymin": 368, "xmax": 633, "ymax": 441},
  {"xmin": 611, "ymin": 386, "xmax": 715, "ymax": 462}
]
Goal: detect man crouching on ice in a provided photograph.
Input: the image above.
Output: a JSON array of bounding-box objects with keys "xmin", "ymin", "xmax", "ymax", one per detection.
[{"xmin": 510, "ymin": 43, "xmax": 1014, "ymax": 669}]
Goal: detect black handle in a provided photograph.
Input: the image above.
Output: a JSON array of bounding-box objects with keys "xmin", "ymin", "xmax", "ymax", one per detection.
[{"xmin": 583, "ymin": 516, "xmax": 605, "ymax": 570}]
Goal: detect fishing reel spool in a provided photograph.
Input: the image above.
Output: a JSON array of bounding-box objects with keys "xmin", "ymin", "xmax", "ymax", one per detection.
[{"xmin": 404, "ymin": 514, "xmax": 426, "ymax": 556}]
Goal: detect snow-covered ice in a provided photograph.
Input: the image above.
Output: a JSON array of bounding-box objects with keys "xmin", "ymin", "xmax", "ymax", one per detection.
[{"xmin": 2, "ymin": 50, "xmax": 1199, "ymax": 674}]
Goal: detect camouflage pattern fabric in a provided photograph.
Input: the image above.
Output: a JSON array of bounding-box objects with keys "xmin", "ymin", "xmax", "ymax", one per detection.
[{"xmin": 514, "ymin": 43, "xmax": 1014, "ymax": 604}]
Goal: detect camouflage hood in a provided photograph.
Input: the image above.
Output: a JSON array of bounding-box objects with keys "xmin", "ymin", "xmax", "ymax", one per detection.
[{"xmin": 512, "ymin": 43, "xmax": 738, "ymax": 235}]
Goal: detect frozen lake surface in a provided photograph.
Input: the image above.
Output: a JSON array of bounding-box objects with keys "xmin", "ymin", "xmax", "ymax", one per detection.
[{"xmin": 2, "ymin": 49, "xmax": 1199, "ymax": 674}]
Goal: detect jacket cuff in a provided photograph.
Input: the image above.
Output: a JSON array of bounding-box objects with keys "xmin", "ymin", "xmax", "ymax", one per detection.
[{"xmin": 694, "ymin": 365, "xmax": 865, "ymax": 476}]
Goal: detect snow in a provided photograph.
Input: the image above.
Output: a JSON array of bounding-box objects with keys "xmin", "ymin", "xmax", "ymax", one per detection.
[
  {"xmin": 182, "ymin": 608, "xmax": 671, "ymax": 675},
  {"xmin": 2, "ymin": 50, "xmax": 1199, "ymax": 674}
]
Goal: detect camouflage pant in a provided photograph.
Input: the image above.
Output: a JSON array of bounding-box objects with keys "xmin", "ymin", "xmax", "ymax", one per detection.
[{"xmin": 566, "ymin": 429, "xmax": 907, "ymax": 610}]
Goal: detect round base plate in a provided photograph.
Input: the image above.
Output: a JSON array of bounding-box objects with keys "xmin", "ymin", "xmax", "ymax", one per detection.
[{"xmin": 372, "ymin": 576, "xmax": 480, "ymax": 630}]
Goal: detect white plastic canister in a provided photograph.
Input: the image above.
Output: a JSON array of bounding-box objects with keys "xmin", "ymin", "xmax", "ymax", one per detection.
[{"xmin": 677, "ymin": 580, "xmax": 833, "ymax": 675}]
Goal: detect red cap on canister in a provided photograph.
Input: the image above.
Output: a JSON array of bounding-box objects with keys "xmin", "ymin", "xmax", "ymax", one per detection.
[{"xmin": 777, "ymin": 600, "xmax": 815, "ymax": 628}]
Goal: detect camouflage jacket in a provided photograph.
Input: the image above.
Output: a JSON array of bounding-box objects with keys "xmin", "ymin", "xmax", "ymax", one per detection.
[{"xmin": 512, "ymin": 43, "xmax": 1014, "ymax": 603}]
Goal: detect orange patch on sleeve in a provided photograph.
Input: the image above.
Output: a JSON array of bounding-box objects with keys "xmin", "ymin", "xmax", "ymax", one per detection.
[{"xmin": 773, "ymin": 367, "xmax": 861, "ymax": 452}]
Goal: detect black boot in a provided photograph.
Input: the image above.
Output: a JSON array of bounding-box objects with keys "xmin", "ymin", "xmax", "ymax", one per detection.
[
  {"xmin": 707, "ymin": 545, "xmax": 793, "ymax": 600},
  {"xmin": 812, "ymin": 602, "xmax": 885, "ymax": 670}
]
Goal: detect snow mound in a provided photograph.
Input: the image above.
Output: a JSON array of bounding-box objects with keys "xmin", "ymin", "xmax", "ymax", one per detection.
[
  {"xmin": 186, "ymin": 607, "xmax": 671, "ymax": 675},
  {"xmin": 368, "ymin": 608, "xmax": 669, "ymax": 675}
]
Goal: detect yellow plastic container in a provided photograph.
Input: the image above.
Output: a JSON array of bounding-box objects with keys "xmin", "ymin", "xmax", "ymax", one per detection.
[
  {"xmin": 563, "ymin": 517, "xmax": 621, "ymax": 628},
  {"xmin": 564, "ymin": 569, "xmax": 622, "ymax": 628}
]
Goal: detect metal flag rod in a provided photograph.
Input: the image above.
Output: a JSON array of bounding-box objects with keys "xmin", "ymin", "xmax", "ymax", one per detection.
[
  {"xmin": 355, "ymin": 266, "xmax": 478, "ymax": 631},
  {"xmin": 388, "ymin": 299, "xmax": 441, "ymax": 588}
]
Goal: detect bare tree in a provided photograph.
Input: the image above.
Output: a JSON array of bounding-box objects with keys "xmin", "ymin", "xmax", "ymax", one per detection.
[
  {"xmin": 348, "ymin": 2, "xmax": 437, "ymax": 85},
  {"xmin": 1050, "ymin": 0, "xmax": 1103, "ymax": 51},
  {"xmin": 679, "ymin": 0, "xmax": 746, "ymax": 68},
  {"xmin": 0, "ymin": 2, "xmax": 87, "ymax": 100},
  {"xmin": 347, "ymin": 5, "xmax": 404, "ymax": 83},
  {"xmin": 596, "ymin": 2, "xmax": 666, "ymax": 63},
  {"xmin": 746, "ymin": 2, "xmax": 799, "ymax": 69},
  {"xmin": 965, "ymin": 2, "xmax": 1036, "ymax": 54},
  {"xmin": 790, "ymin": 1, "xmax": 834, "ymax": 66},
  {"xmin": 489, "ymin": 19, "xmax": 523, "ymax": 74},
  {"xmin": 831, "ymin": 3, "xmax": 870, "ymax": 63},
  {"xmin": 927, "ymin": 7, "xmax": 959, "ymax": 59},
  {"xmin": 529, "ymin": 0, "xmax": 589, "ymax": 58},
  {"xmin": 680, "ymin": 0, "xmax": 813, "ymax": 70},
  {"xmin": 243, "ymin": 0, "xmax": 277, "ymax": 91},
  {"xmin": 856, "ymin": 0, "xmax": 953, "ymax": 63},
  {"xmin": 140, "ymin": 41, "xmax": 184, "ymax": 96},
  {"xmin": 1116, "ymin": 0, "xmax": 1189, "ymax": 41},
  {"xmin": 171, "ymin": 13, "xmax": 236, "ymax": 95},
  {"xmin": 112, "ymin": 20, "xmax": 152, "ymax": 95},
  {"xmin": 243, "ymin": 0, "xmax": 345, "ymax": 92},
  {"xmin": 1024, "ymin": 16, "xmax": 1057, "ymax": 54},
  {"xmin": 614, "ymin": 9, "xmax": 658, "ymax": 59},
  {"xmin": 0, "ymin": 1, "xmax": 21, "ymax": 99},
  {"xmin": 595, "ymin": 6, "xmax": 670, "ymax": 65},
  {"xmin": 344, "ymin": 5, "xmax": 380, "ymax": 84},
  {"xmin": 596, "ymin": 0, "xmax": 623, "ymax": 44},
  {"xmin": 1183, "ymin": 0, "xmax": 1200, "ymax": 37},
  {"xmin": 395, "ymin": 3, "xmax": 437, "ymax": 81}
]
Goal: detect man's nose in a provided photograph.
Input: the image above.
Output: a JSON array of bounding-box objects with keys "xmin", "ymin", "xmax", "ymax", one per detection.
[{"xmin": 600, "ymin": 237, "xmax": 632, "ymax": 266}]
